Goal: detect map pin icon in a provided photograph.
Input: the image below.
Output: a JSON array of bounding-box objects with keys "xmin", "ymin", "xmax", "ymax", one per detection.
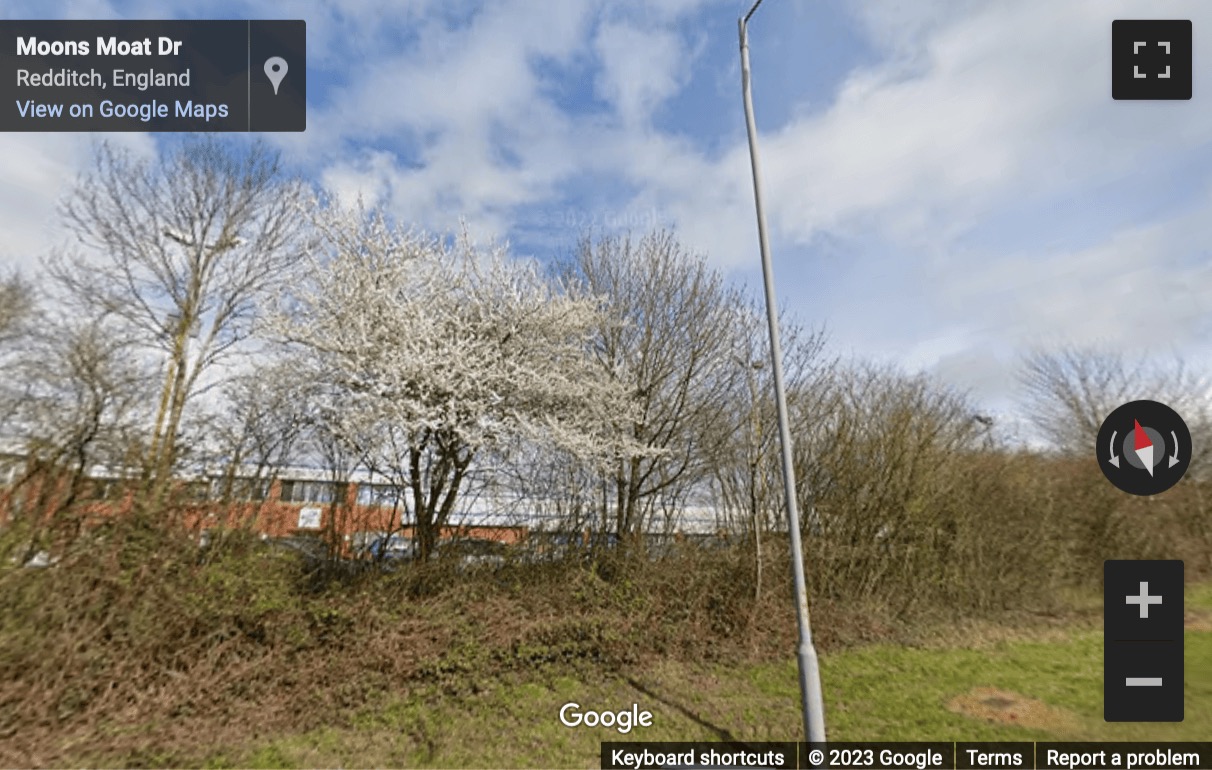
[{"xmin": 264, "ymin": 57, "xmax": 288, "ymax": 95}]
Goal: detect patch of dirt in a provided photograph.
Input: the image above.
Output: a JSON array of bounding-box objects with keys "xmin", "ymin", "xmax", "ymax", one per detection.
[
  {"xmin": 1186, "ymin": 610, "xmax": 1212, "ymax": 632},
  {"xmin": 946, "ymin": 687, "xmax": 1080, "ymax": 734}
]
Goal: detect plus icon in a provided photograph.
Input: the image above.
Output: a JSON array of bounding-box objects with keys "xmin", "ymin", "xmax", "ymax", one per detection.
[{"xmin": 1126, "ymin": 581, "xmax": 1163, "ymax": 618}]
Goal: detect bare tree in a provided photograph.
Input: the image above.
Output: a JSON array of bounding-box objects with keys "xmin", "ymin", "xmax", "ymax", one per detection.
[
  {"xmin": 49, "ymin": 139, "xmax": 312, "ymax": 501},
  {"xmin": 706, "ymin": 301, "xmax": 830, "ymax": 598},
  {"xmin": 494, "ymin": 440, "xmax": 602, "ymax": 537},
  {"xmin": 1019, "ymin": 346, "xmax": 1211, "ymax": 457},
  {"xmin": 558, "ymin": 231, "xmax": 746, "ymax": 540},
  {"xmin": 274, "ymin": 205, "xmax": 639, "ymax": 561},
  {"xmin": 0, "ymin": 271, "xmax": 34, "ymax": 347},
  {"xmin": 1, "ymin": 313, "xmax": 151, "ymax": 547},
  {"xmin": 712, "ymin": 303, "xmax": 830, "ymax": 535},
  {"xmin": 207, "ymin": 361, "xmax": 313, "ymax": 507},
  {"xmin": 0, "ymin": 272, "xmax": 36, "ymax": 439},
  {"xmin": 792, "ymin": 362, "xmax": 989, "ymax": 601}
]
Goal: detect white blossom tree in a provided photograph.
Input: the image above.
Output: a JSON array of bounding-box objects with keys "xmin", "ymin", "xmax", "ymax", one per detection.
[{"xmin": 274, "ymin": 205, "xmax": 641, "ymax": 560}]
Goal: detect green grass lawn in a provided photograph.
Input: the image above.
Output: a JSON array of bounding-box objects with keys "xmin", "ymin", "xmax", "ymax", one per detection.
[{"xmin": 176, "ymin": 583, "xmax": 1212, "ymax": 768}]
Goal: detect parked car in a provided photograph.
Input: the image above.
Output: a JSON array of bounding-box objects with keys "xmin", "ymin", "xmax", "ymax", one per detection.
[
  {"xmin": 266, "ymin": 535, "xmax": 330, "ymax": 566},
  {"xmin": 21, "ymin": 550, "xmax": 59, "ymax": 569},
  {"xmin": 437, "ymin": 538, "xmax": 509, "ymax": 569},
  {"xmin": 515, "ymin": 530, "xmax": 622, "ymax": 563},
  {"xmin": 367, "ymin": 534, "xmax": 416, "ymax": 567}
]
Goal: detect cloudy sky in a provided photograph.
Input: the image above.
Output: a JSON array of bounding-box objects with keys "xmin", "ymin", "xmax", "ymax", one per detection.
[{"xmin": 3, "ymin": 0, "xmax": 1212, "ymax": 438}]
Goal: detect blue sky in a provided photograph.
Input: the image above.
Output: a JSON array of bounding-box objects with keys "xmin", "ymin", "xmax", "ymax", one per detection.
[{"xmin": 4, "ymin": 0, "xmax": 1212, "ymax": 442}]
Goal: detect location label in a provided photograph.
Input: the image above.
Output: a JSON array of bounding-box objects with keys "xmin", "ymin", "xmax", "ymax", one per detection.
[{"xmin": 0, "ymin": 20, "xmax": 306, "ymax": 132}]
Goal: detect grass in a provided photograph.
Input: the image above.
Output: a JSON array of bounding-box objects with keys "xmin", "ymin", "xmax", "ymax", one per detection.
[{"xmin": 180, "ymin": 583, "xmax": 1212, "ymax": 768}]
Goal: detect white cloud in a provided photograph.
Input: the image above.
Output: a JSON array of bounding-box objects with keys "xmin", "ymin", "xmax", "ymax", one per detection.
[
  {"xmin": 0, "ymin": 133, "xmax": 156, "ymax": 275},
  {"xmin": 949, "ymin": 186, "xmax": 1212, "ymax": 352},
  {"xmin": 300, "ymin": 0, "xmax": 718, "ymax": 241},
  {"xmin": 595, "ymin": 0, "xmax": 1212, "ymax": 408},
  {"xmin": 0, "ymin": 3, "xmax": 158, "ymax": 276},
  {"xmin": 593, "ymin": 22, "xmax": 689, "ymax": 127},
  {"xmin": 319, "ymin": 149, "xmax": 396, "ymax": 210},
  {"xmin": 303, "ymin": 0, "xmax": 590, "ymax": 146},
  {"xmin": 649, "ymin": 0, "xmax": 1212, "ymax": 265},
  {"xmin": 296, "ymin": 0, "xmax": 601, "ymax": 239}
]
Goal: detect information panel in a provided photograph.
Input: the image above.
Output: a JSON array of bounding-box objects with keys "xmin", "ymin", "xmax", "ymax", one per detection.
[
  {"xmin": 601, "ymin": 742, "xmax": 1212, "ymax": 770},
  {"xmin": 0, "ymin": 20, "xmax": 305, "ymax": 131}
]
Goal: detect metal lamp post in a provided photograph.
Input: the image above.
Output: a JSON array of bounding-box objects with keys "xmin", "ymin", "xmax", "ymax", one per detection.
[{"xmin": 738, "ymin": 0, "xmax": 827, "ymax": 743}]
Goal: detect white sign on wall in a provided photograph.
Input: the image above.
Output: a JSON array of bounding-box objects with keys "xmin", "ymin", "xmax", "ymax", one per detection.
[{"xmin": 297, "ymin": 507, "xmax": 322, "ymax": 529}]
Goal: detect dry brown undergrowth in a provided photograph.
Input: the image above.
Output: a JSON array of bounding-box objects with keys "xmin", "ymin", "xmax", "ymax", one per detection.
[{"xmin": 2, "ymin": 511, "xmax": 1207, "ymax": 768}]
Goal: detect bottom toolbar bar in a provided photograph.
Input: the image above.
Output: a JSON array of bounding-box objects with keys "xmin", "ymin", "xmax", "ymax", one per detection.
[{"xmin": 601, "ymin": 743, "xmax": 1212, "ymax": 770}]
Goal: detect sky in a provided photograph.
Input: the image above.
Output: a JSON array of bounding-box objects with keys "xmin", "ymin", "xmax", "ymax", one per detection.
[{"xmin": 3, "ymin": 0, "xmax": 1212, "ymax": 443}]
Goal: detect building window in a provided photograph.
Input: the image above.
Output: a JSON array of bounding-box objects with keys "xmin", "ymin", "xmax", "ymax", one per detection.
[
  {"xmin": 217, "ymin": 477, "xmax": 270, "ymax": 501},
  {"xmin": 181, "ymin": 480, "xmax": 212, "ymax": 502},
  {"xmin": 279, "ymin": 480, "xmax": 343, "ymax": 504},
  {"xmin": 356, "ymin": 483, "xmax": 404, "ymax": 507},
  {"xmin": 0, "ymin": 456, "xmax": 23, "ymax": 487},
  {"xmin": 83, "ymin": 477, "xmax": 124, "ymax": 501}
]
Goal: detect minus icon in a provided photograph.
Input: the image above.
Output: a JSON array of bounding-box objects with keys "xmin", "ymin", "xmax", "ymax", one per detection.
[{"xmin": 1126, "ymin": 677, "xmax": 1163, "ymax": 686}]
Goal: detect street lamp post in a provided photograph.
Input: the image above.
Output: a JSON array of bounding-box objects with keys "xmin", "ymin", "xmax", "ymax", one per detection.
[{"xmin": 738, "ymin": 0, "xmax": 827, "ymax": 743}]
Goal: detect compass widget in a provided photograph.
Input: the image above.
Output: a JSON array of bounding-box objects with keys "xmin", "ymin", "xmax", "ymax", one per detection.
[{"xmin": 1097, "ymin": 400, "xmax": 1191, "ymax": 496}]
